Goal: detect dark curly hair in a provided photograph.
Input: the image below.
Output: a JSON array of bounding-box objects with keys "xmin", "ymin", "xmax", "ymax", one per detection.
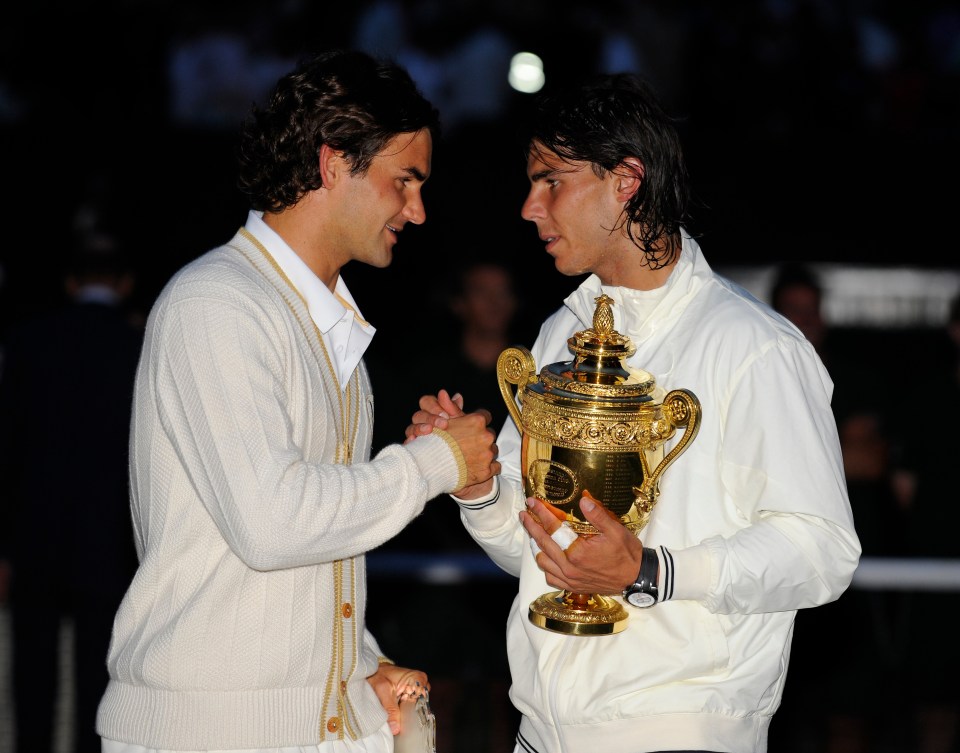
[
  {"xmin": 237, "ymin": 49, "xmax": 441, "ymax": 213},
  {"xmin": 525, "ymin": 74, "xmax": 691, "ymax": 269}
]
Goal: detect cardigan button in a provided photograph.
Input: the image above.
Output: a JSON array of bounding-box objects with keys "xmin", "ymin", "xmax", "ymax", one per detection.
[
  {"xmin": 341, "ymin": 602, "xmax": 353, "ymax": 618},
  {"xmin": 327, "ymin": 717, "xmax": 340, "ymax": 733}
]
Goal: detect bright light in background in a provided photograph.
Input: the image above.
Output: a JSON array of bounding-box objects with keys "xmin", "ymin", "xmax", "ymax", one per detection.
[{"xmin": 508, "ymin": 52, "xmax": 545, "ymax": 93}]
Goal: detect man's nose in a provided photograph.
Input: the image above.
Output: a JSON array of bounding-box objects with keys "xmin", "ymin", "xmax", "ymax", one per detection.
[
  {"xmin": 520, "ymin": 191, "xmax": 542, "ymax": 221},
  {"xmin": 403, "ymin": 190, "xmax": 426, "ymax": 225}
]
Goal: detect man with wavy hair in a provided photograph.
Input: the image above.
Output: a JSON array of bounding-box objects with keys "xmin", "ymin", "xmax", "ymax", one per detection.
[{"xmin": 97, "ymin": 49, "xmax": 499, "ymax": 753}]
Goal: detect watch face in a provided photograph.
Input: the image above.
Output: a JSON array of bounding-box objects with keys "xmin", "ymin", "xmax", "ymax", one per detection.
[{"xmin": 626, "ymin": 591, "xmax": 656, "ymax": 608}]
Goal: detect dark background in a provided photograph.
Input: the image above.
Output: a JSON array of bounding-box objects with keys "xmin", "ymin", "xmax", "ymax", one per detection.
[{"xmin": 0, "ymin": 0, "xmax": 957, "ymax": 336}]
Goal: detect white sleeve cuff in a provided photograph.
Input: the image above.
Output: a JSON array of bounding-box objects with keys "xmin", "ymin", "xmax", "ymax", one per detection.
[
  {"xmin": 450, "ymin": 475, "xmax": 500, "ymax": 510},
  {"xmin": 658, "ymin": 543, "xmax": 713, "ymax": 602}
]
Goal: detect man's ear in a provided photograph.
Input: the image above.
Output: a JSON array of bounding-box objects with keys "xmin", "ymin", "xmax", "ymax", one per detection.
[
  {"xmin": 614, "ymin": 157, "xmax": 644, "ymax": 202},
  {"xmin": 319, "ymin": 143, "xmax": 347, "ymax": 187}
]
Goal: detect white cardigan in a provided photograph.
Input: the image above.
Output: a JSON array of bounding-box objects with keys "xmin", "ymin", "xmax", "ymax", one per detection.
[
  {"xmin": 98, "ymin": 229, "xmax": 466, "ymax": 749},
  {"xmin": 458, "ymin": 233, "xmax": 861, "ymax": 753}
]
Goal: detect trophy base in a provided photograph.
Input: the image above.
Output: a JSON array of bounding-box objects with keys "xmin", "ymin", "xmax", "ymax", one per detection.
[{"xmin": 528, "ymin": 590, "xmax": 628, "ymax": 636}]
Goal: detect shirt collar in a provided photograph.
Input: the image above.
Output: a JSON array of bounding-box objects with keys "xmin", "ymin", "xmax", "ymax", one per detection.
[{"xmin": 244, "ymin": 210, "xmax": 375, "ymax": 387}]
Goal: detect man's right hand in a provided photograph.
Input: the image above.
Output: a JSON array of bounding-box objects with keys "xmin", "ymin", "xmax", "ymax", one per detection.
[
  {"xmin": 407, "ymin": 390, "xmax": 499, "ymax": 498},
  {"xmin": 444, "ymin": 410, "xmax": 500, "ymax": 494}
]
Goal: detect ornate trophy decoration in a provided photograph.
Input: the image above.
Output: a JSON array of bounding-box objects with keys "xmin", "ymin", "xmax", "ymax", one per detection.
[{"xmin": 496, "ymin": 294, "xmax": 701, "ymax": 635}]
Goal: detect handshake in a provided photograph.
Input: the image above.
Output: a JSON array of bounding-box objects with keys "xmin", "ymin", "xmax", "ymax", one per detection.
[{"xmin": 405, "ymin": 389, "xmax": 500, "ymax": 499}]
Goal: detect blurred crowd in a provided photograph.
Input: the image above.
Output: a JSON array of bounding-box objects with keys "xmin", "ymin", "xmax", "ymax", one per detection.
[
  {"xmin": 0, "ymin": 0, "xmax": 958, "ymax": 327},
  {"xmin": 766, "ymin": 264, "xmax": 960, "ymax": 753}
]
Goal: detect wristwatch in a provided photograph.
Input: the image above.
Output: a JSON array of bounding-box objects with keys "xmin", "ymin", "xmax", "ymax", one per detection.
[{"xmin": 622, "ymin": 547, "xmax": 659, "ymax": 608}]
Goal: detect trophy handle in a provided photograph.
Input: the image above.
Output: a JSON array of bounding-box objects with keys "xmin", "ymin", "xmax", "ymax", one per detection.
[
  {"xmin": 496, "ymin": 346, "xmax": 536, "ymax": 431},
  {"xmin": 644, "ymin": 389, "xmax": 702, "ymax": 499}
]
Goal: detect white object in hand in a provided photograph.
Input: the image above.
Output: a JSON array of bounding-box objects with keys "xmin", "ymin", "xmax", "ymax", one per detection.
[
  {"xmin": 551, "ymin": 522, "xmax": 578, "ymax": 550},
  {"xmin": 530, "ymin": 521, "xmax": 577, "ymax": 557}
]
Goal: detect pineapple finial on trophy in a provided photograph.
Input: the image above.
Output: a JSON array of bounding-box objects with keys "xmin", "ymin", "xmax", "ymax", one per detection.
[{"xmin": 593, "ymin": 294, "xmax": 616, "ymax": 337}]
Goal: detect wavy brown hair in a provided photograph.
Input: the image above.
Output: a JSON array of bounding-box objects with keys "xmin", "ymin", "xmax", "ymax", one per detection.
[{"xmin": 237, "ymin": 49, "xmax": 440, "ymax": 213}]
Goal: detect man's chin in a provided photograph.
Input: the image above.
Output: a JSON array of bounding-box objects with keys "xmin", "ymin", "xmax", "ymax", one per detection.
[
  {"xmin": 371, "ymin": 251, "xmax": 393, "ymax": 269},
  {"xmin": 554, "ymin": 260, "xmax": 584, "ymax": 278}
]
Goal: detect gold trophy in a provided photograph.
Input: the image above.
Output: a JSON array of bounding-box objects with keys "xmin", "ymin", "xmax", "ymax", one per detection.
[{"xmin": 496, "ymin": 294, "xmax": 701, "ymax": 636}]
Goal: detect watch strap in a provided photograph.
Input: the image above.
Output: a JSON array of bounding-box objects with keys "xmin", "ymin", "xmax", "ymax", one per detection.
[{"xmin": 623, "ymin": 546, "xmax": 660, "ymax": 607}]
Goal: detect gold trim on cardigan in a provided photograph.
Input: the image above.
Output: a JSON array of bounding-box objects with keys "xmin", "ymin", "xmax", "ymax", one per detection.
[{"xmin": 233, "ymin": 227, "xmax": 367, "ymax": 741}]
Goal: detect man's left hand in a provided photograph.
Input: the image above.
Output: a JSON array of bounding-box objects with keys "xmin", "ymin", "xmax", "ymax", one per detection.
[
  {"xmin": 521, "ymin": 495, "xmax": 643, "ymax": 595},
  {"xmin": 367, "ymin": 663, "xmax": 429, "ymax": 735}
]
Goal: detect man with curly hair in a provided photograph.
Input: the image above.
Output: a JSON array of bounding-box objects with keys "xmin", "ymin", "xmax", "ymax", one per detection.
[{"xmin": 96, "ymin": 49, "xmax": 500, "ymax": 752}]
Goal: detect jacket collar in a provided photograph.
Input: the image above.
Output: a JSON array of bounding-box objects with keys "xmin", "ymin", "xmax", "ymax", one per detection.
[{"xmin": 563, "ymin": 231, "xmax": 711, "ymax": 344}]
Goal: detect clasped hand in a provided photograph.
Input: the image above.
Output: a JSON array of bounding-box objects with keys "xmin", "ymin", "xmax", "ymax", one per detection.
[{"xmin": 405, "ymin": 389, "xmax": 500, "ymax": 497}]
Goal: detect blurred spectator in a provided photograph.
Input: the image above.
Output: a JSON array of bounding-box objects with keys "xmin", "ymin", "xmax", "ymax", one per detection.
[
  {"xmin": 371, "ymin": 258, "xmax": 525, "ymax": 530},
  {"xmin": 435, "ymin": 259, "xmax": 523, "ymax": 431},
  {"xmin": 366, "ymin": 258, "xmax": 525, "ymax": 753},
  {"xmin": 769, "ymin": 261, "xmax": 886, "ymax": 423},
  {"xmin": 352, "ymin": 0, "xmax": 515, "ymax": 135},
  {"xmin": 895, "ymin": 292, "xmax": 960, "ymax": 753},
  {"xmin": 770, "ymin": 261, "xmax": 828, "ymax": 345},
  {"xmin": 369, "ymin": 258, "xmax": 526, "ymax": 547},
  {"xmin": 819, "ymin": 407, "xmax": 906, "ymax": 753},
  {"xmin": 0, "ymin": 231, "xmax": 143, "ymax": 753},
  {"xmin": 167, "ymin": 3, "xmax": 296, "ymax": 129},
  {"xmin": 769, "ymin": 261, "xmax": 905, "ymax": 752}
]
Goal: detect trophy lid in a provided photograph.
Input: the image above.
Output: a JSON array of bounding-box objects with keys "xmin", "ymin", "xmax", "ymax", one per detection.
[{"xmin": 533, "ymin": 294, "xmax": 656, "ymax": 403}]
